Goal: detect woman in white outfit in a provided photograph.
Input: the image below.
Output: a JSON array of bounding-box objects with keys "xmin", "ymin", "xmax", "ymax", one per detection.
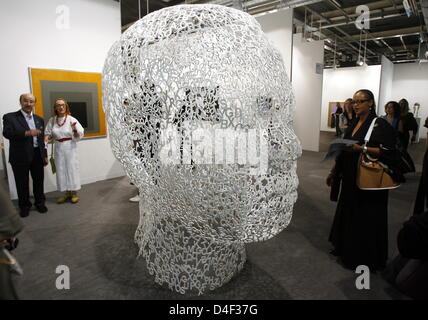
[{"xmin": 44, "ymin": 98, "xmax": 84, "ymax": 204}]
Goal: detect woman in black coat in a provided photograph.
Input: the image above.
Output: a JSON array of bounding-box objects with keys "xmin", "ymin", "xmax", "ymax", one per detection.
[
  {"xmin": 398, "ymin": 98, "xmax": 418, "ymax": 151},
  {"xmin": 327, "ymin": 89, "xmax": 399, "ymax": 271}
]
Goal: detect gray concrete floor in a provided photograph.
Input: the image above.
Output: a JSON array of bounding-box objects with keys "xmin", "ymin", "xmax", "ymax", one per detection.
[{"xmin": 5, "ymin": 133, "xmax": 425, "ymax": 299}]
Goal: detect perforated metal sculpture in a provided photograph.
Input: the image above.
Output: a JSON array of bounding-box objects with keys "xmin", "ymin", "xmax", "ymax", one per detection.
[{"xmin": 102, "ymin": 4, "xmax": 301, "ymax": 295}]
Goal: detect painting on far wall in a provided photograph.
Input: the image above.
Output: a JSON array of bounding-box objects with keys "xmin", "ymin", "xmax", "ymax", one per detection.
[
  {"xmin": 328, "ymin": 101, "xmax": 345, "ymax": 128},
  {"xmin": 29, "ymin": 68, "xmax": 106, "ymax": 138}
]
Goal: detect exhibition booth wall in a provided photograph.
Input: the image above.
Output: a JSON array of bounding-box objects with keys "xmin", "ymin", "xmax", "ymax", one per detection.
[
  {"xmin": 378, "ymin": 55, "xmax": 394, "ymax": 114},
  {"xmin": 292, "ymin": 34, "xmax": 324, "ymax": 152},
  {"xmin": 1, "ymin": 1, "xmax": 424, "ymax": 197},
  {"xmin": 320, "ymin": 59, "xmax": 428, "ymax": 140},
  {"xmin": 391, "ymin": 62, "xmax": 428, "ymax": 139},
  {"xmin": 320, "ymin": 65, "xmax": 382, "ymax": 132},
  {"xmin": 0, "ymin": 0, "xmax": 124, "ymax": 198},
  {"xmin": 257, "ymin": 10, "xmax": 325, "ymax": 152},
  {"xmin": 256, "ymin": 9, "xmax": 293, "ymax": 77}
]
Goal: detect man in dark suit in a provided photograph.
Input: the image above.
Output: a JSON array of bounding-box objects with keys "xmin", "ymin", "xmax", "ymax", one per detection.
[{"xmin": 2, "ymin": 93, "xmax": 48, "ymax": 217}]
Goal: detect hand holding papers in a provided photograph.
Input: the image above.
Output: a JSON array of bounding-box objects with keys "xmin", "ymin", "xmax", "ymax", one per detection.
[{"xmin": 324, "ymin": 139, "xmax": 359, "ymax": 160}]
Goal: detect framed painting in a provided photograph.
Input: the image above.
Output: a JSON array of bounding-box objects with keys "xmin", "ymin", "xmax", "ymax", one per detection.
[
  {"xmin": 328, "ymin": 101, "xmax": 345, "ymax": 128},
  {"xmin": 29, "ymin": 68, "xmax": 106, "ymax": 138}
]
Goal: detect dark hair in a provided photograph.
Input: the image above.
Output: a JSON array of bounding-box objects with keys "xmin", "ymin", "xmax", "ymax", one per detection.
[
  {"xmin": 343, "ymin": 98, "xmax": 356, "ymax": 120},
  {"xmin": 399, "ymin": 98, "xmax": 409, "ymax": 113},
  {"xmin": 356, "ymin": 89, "xmax": 377, "ymax": 116},
  {"xmin": 385, "ymin": 101, "xmax": 400, "ymax": 117}
]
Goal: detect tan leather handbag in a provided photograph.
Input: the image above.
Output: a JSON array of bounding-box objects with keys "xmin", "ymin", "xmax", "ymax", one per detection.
[{"xmin": 356, "ymin": 118, "xmax": 400, "ymax": 190}]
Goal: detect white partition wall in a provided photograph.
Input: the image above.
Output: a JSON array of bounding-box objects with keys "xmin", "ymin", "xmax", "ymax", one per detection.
[
  {"xmin": 256, "ymin": 9, "xmax": 293, "ymax": 77},
  {"xmin": 392, "ymin": 62, "xmax": 428, "ymax": 139},
  {"xmin": 378, "ymin": 56, "xmax": 394, "ymax": 113},
  {"xmin": 0, "ymin": 0, "xmax": 124, "ymax": 198},
  {"xmin": 292, "ymin": 34, "xmax": 324, "ymax": 151},
  {"xmin": 320, "ymin": 65, "xmax": 382, "ymax": 132}
]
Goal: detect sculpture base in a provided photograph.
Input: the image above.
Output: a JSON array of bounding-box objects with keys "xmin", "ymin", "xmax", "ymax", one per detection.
[{"xmin": 135, "ymin": 203, "xmax": 246, "ymax": 295}]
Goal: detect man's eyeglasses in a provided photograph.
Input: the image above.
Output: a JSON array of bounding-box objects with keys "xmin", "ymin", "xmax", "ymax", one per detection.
[{"xmin": 351, "ymin": 99, "xmax": 370, "ymax": 105}]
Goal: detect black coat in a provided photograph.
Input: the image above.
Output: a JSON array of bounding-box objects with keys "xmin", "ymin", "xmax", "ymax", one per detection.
[
  {"xmin": 397, "ymin": 211, "xmax": 428, "ymax": 260},
  {"xmin": 2, "ymin": 110, "xmax": 47, "ymax": 165},
  {"xmin": 329, "ymin": 114, "xmax": 397, "ymax": 270}
]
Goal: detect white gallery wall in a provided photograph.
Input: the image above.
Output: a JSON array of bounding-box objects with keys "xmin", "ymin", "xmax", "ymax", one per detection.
[
  {"xmin": 320, "ymin": 65, "xmax": 382, "ymax": 132},
  {"xmin": 292, "ymin": 34, "xmax": 324, "ymax": 151},
  {"xmin": 391, "ymin": 62, "xmax": 428, "ymax": 139},
  {"xmin": 378, "ymin": 56, "xmax": 394, "ymax": 113},
  {"xmin": 0, "ymin": 0, "xmax": 124, "ymax": 198},
  {"xmin": 256, "ymin": 9, "xmax": 293, "ymax": 77}
]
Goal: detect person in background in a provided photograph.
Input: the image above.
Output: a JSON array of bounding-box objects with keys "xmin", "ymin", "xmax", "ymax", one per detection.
[
  {"xmin": 45, "ymin": 98, "xmax": 84, "ymax": 204},
  {"xmin": 0, "ymin": 184, "xmax": 23, "ymax": 299},
  {"xmin": 382, "ymin": 101, "xmax": 401, "ymax": 131},
  {"xmin": 384, "ymin": 100, "xmax": 415, "ymax": 175},
  {"xmin": 338, "ymin": 98, "xmax": 354, "ymax": 134},
  {"xmin": 334, "ymin": 102, "xmax": 343, "ymax": 137},
  {"xmin": 2, "ymin": 93, "xmax": 48, "ymax": 217},
  {"xmin": 398, "ymin": 98, "xmax": 418, "ymax": 151},
  {"xmin": 327, "ymin": 89, "xmax": 399, "ymax": 271}
]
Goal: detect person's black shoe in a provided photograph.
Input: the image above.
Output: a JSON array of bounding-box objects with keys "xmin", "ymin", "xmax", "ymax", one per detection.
[
  {"xmin": 19, "ymin": 208, "xmax": 30, "ymax": 217},
  {"xmin": 36, "ymin": 204, "xmax": 48, "ymax": 213}
]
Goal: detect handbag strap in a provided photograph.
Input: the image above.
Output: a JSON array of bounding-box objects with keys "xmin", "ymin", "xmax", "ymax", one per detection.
[
  {"xmin": 50, "ymin": 117, "xmax": 55, "ymax": 157},
  {"xmin": 363, "ymin": 117, "xmax": 378, "ymax": 146}
]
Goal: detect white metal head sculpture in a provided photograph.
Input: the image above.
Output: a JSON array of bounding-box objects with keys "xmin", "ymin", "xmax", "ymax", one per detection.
[{"xmin": 102, "ymin": 4, "xmax": 301, "ymax": 295}]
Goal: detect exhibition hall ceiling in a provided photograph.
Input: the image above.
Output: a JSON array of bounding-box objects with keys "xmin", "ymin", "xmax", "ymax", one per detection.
[{"xmin": 119, "ymin": 0, "xmax": 428, "ymax": 67}]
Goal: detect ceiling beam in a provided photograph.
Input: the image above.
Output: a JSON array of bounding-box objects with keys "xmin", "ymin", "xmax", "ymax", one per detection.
[
  {"xmin": 334, "ymin": 42, "xmax": 419, "ymax": 51},
  {"xmin": 302, "ymin": 5, "xmax": 377, "ymax": 58},
  {"xmin": 344, "ymin": 26, "xmax": 422, "ymax": 41},
  {"xmin": 381, "ymin": 39, "xmax": 394, "ymax": 52},
  {"xmin": 388, "ymin": 0, "xmax": 397, "ymax": 10},
  {"xmin": 326, "ymin": 0, "xmax": 351, "ymax": 21},
  {"xmin": 400, "ymin": 36, "xmax": 408, "ymax": 50},
  {"xmin": 312, "ymin": 5, "xmax": 404, "ymax": 24},
  {"xmin": 312, "ymin": 0, "xmax": 401, "ymax": 19},
  {"xmin": 318, "ymin": 12, "xmax": 404, "ymax": 30},
  {"xmin": 302, "ymin": 2, "xmax": 384, "ymax": 59}
]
